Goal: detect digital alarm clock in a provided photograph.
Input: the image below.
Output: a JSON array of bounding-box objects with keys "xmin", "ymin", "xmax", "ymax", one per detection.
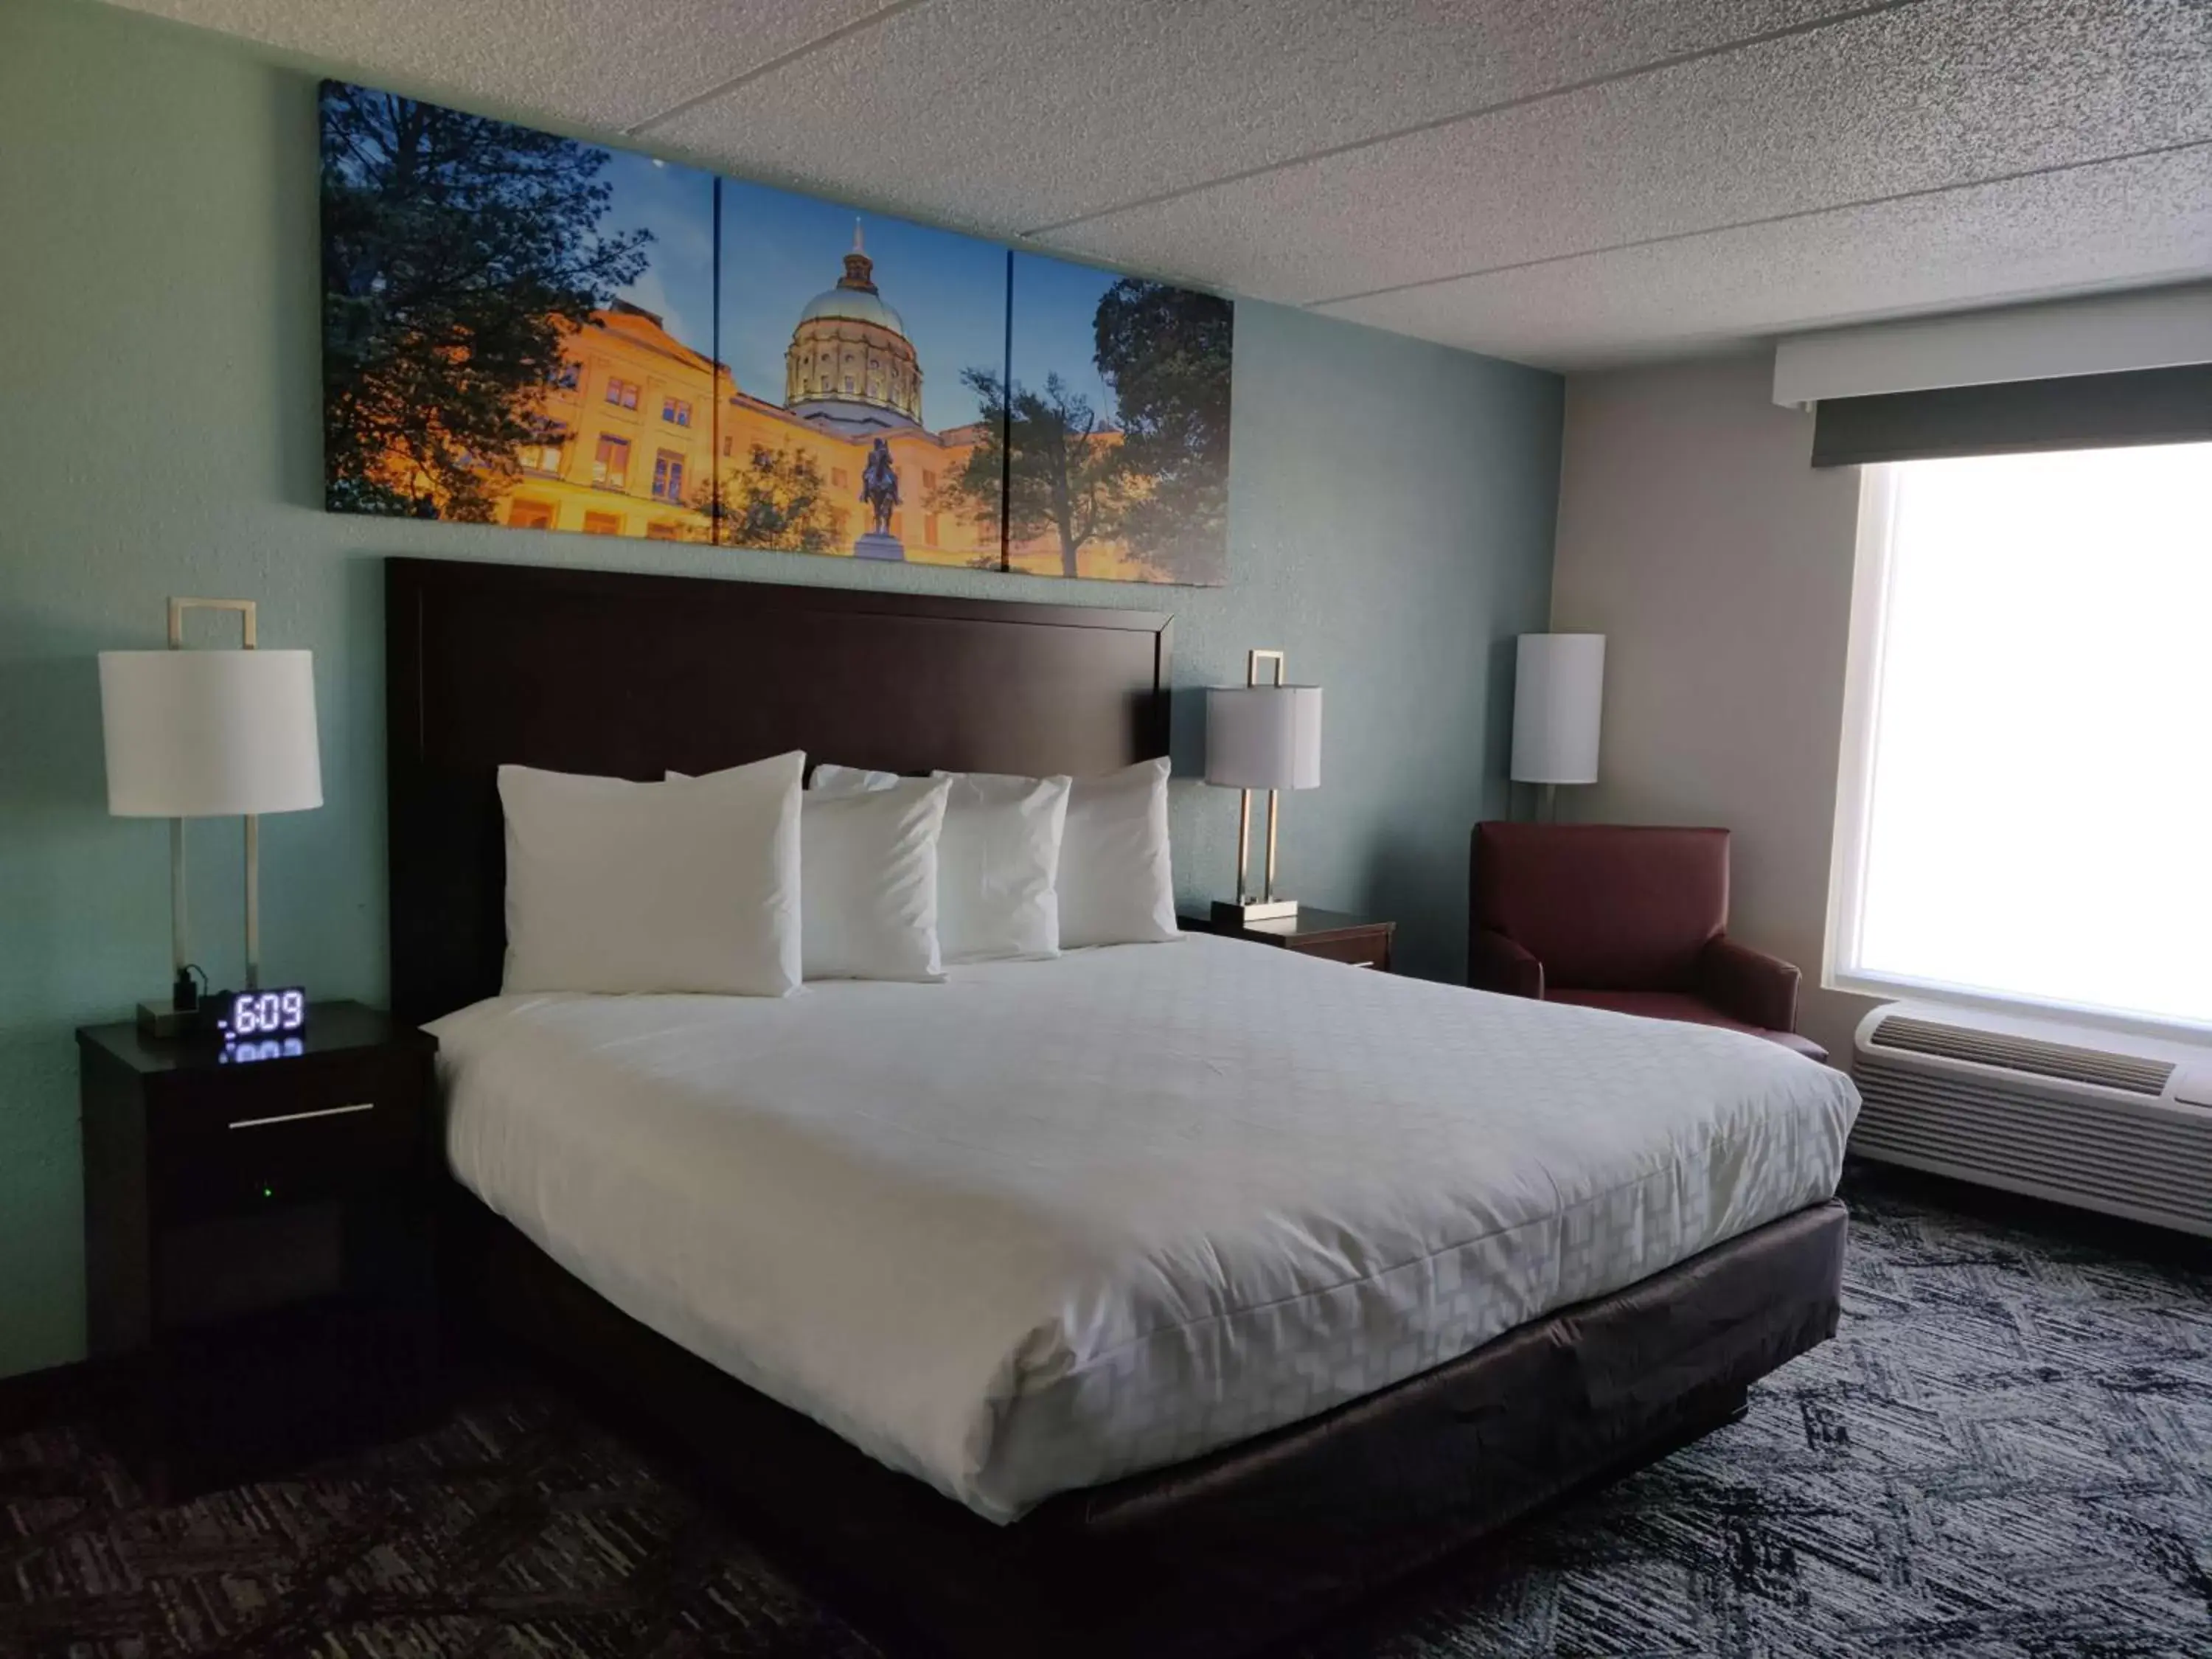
[{"xmin": 213, "ymin": 987, "xmax": 310, "ymax": 1043}]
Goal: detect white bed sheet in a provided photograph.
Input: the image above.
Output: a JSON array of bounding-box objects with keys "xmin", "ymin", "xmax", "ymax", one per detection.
[{"xmin": 432, "ymin": 935, "xmax": 1858, "ymax": 1523}]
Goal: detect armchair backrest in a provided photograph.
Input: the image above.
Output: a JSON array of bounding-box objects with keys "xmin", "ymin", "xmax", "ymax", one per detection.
[{"xmin": 1472, "ymin": 822, "xmax": 1731, "ymax": 991}]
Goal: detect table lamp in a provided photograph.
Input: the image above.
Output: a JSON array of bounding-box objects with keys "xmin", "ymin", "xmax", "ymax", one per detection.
[
  {"xmin": 1206, "ymin": 648, "xmax": 1324, "ymax": 925},
  {"xmin": 100, "ymin": 598, "xmax": 322, "ymax": 1037},
  {"xmin": 1510, "ymin": 633, "xmax": 1604, "ymax": 822}
]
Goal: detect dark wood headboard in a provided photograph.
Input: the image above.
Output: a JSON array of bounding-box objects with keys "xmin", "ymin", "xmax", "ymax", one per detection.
[{"xmin": 385, "ymin": 557, "xmax": 1172, "ymax": 1023}]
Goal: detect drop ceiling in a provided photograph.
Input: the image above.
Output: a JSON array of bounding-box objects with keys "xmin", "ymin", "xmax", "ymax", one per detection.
[{"xmin": 100, "ymin": 0, "xmax": 2212, "ymax": 369}]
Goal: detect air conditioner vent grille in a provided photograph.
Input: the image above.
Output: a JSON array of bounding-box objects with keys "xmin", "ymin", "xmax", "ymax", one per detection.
[{"xmin": 1868, "ymin": 1015, "xmax": 2174, "ymax": 1096}]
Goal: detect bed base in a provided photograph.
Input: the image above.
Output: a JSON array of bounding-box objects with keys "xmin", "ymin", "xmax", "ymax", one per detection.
[{"xmin": 453, "ymin": 1195, "xmax": 1847, "ymax": 1658}]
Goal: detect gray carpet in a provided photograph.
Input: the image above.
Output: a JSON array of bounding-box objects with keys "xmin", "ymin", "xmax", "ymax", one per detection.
[{"xmin": 4, "ymin": 1166, "xmax": 2209, "ymax": 1658}]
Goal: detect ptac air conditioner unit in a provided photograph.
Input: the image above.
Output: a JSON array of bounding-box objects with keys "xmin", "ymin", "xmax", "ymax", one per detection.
[{"xmin": 1851, "ymin": 1002, "xmax": 2212, "ymax": 1237}]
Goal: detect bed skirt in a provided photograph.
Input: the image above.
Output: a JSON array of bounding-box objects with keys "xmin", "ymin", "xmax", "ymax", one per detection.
[{"xmin": 459, "ymin": 1194, "xmax": 1848, "ymax": 1658}]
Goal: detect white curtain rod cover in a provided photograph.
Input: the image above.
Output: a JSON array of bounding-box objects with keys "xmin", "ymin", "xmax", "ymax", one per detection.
[{"xmin": 1772, "ymin": 284, "xmax": 2212, "ymax": 408}]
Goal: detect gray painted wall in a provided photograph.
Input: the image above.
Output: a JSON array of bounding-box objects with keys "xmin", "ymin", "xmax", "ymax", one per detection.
[
  {"xmin": 1549, "ymin": 355, "xmax": 1877, "ymax": 1065},
  {"xmin": 0, "ymin": 0, "xmax": 1561, "ymax": 1379}
]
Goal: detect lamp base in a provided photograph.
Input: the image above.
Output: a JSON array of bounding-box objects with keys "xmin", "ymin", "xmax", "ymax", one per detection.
[
  {"xmin": 137, "ymin": 998, "xmax": 214, "ymax": 1041},
  {"xmin": 1213, "ymin": 897, "xmax": 1300, "ymax": 926}
]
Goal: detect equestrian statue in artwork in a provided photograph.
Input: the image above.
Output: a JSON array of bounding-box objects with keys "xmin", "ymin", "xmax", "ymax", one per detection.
[{"xmin": 860, "ymin": 439, "xmax": 900, "ymax": 537}]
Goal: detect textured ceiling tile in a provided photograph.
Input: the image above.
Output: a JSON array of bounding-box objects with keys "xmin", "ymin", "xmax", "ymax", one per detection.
[
  {"xmin": 1320, "ymin": 147, "xmax": 2212, "ymax": 367},
  {"xmin": 643, "ymin": 0, "xmax": 1867, "ymax": 237},
  {"xmin": 1033, "ymin": 0, "xmax": 2212, "ymax": 305},
  {"xmin": 100, "ymin": 0, "xmax": 911, "ymax": 132},
  {"xmin": 94, "ymin": 0, "xmax": 2212, "ymax": 366}
]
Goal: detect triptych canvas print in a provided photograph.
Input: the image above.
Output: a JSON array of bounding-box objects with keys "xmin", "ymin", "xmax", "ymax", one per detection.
[{"xmin": 319, "ymin": 83, "xmax": 1233, "ymax": 585}]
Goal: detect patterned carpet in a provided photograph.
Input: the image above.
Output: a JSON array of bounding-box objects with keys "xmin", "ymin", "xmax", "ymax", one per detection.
[{"xmin": 4, "ymin": 1166, "xmax": 2208, "ymax": 1658}]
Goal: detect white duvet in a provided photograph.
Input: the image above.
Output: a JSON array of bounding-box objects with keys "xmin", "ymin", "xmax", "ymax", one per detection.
[{"xmin": 432, "ymin": 935, "xmax": 1857, "ymax": 1522}]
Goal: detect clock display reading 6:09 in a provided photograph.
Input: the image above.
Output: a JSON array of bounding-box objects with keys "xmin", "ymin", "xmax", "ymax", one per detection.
[{"xmin": 228, "ymin": 988, "xmax": 306, "ymax": 1036}]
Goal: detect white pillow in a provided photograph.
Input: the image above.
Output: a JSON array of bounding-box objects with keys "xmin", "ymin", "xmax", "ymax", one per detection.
[
  {"xmin": 931, "ymin": 771, "xmax": 1071, "ymax": 961},
  {"xmin": 812, "ymin": 764, "xmax": 1072, "ymax": 963},
  {"xmin": 1058, "ymin": 757, "xmax": 1180, "ymax": 947},
  {"xmin": 681, "ymin": 767, "xmax": 951, "ymax": 982},
  {"xmin": 500, "ymin": 752, "xmax": 801, "ymax": 996},
  {"xmin": 799, "ymin": 777, "xmax": 951, "ymax": 981}
]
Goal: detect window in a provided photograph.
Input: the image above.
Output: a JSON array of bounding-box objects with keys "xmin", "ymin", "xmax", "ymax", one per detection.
[
  {"xmin": 605, "ymin": 378, "xmax": 640, "ymax": 410},
  {"xmin": 843, "ymin": 375, "xmax": 855, "ymax": 394},
  {"xmin": 924, "ymin": 511, "xmax": 939, "ymax": 545},
  {"xmin": 592, "ymin": 435, "xmax": 630, "ymax": 490},
  {"xmin": 922, "ymin": 469, "xmax": 936, "ymax": 491},
  {"xmin": 662, "ymin": 396, "xmax": 692, "ymax": 427},
  {"xmin": 552, "ymin": 361, "xmax": 582, "ymax": 390},
  {"xmin": 507, "ymin": 498, "xmax": 555, "ymax": 530},
  {"xmin": 832, "ymin": 467, "xmax": 848, "ymax": 488},
  {"xmin": 1829, "ymin": 444, "xmax": 2212, "ymax": 1033},
  {"xmin": 517, "ymin": 440, "xmax": 563, "ymax": 474},
  {"xmin": 646, "ymin": 520, "xmax": 681, "ymax": 541},
  {"xmin": 651, "ymin": 450, "xmax": 685, "ymax": 503},
  {"xmin": 581, "ymin": 510, "xmax": 623, "ymax": 536},
  {"xmin": 721, "ymin": 436, "xmax": 734, "ymax": 458}
]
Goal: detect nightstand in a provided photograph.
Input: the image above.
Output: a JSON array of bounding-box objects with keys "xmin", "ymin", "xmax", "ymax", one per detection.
[
  {"xmin": 1181, "ymin": 907, "xmax": 1396, "ymax": 973},
  {"xmin": 77, "ymin": 1001, "xmax": 440, "ymax": 1492}
]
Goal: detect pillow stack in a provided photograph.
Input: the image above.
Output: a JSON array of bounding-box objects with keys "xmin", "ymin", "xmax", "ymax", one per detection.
[
  {"xmin": 813, "ymin": 764, "xmax": 1071, "ymax": 961},
  {"xmin": 813, "ymin": 756, "xmax": 1180, "ymax": 957},
  {"xmin": 498, "ymin": 752, "xmax": 1178, "ymax": 997}
]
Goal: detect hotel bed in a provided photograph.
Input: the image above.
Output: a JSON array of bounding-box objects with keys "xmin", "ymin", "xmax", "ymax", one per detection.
[
  {"xmin": 435, "ymin": 938, "xmax": 1853, "ymax": 1524},
  {"xmin": 388, "ymin": 556, "xmax": 1857, "ymax": 1657}
]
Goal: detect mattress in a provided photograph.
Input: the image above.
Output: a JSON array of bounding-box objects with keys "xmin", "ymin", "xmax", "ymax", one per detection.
[{"xmin": 431, "ymin": 935, "xmax": 1859, "ymax": 1523}]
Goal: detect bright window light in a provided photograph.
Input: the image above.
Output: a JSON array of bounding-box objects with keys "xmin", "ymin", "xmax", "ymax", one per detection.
[{"xmin": 1829, "ymin": 442, "xmax": 2212, "ymax": 1034}]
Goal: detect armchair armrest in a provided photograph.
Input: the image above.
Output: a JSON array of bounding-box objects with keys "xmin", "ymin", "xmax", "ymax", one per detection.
[
  {"xmin": 1700, "ymin": 935, "xmax": 1801, "ymax": 1032},
  {"xmin": 1470, "ymin": 928, "xmax": 1544, "ymax": 999}
]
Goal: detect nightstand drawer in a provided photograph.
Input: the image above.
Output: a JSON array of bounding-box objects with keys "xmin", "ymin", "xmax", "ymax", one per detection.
[
  {"xmin": 145, "ymin": 1054, "xmax": 429, "ymax": 1222},
  {"xmin": 150, "ymin": 1051, "xmax": 423, "ymax": 1144},
  {"xmin": 1293, "ymin": 932, "xmax": 1392, "ymax": 971},
  {"xmin": 150, "ymin": 1092, "xmax": 423, "ymax": 1222}
]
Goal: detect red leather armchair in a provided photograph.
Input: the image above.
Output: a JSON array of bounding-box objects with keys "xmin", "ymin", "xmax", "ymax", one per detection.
[{"xmin": 1469, "ymin": 822, "xmax": 1826, "ymax": 1062}]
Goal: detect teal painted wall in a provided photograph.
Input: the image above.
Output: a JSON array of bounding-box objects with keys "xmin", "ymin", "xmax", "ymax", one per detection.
[{"xmin": 0, "ymin": 0, "xmax": 1561, "ymax": 1379}]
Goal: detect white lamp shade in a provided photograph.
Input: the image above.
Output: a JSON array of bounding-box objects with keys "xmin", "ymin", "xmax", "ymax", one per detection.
[
  {"xmin": 1510, "ymin": 634, "xmax": 1604, "ymax": 785},
  {"xmin": 99, "ymin": 648, "xmax": 323, "ymax": 817},
  {"xmin": 1205, "ymin": 685, "xmax": 1324, "ymax": 790}
]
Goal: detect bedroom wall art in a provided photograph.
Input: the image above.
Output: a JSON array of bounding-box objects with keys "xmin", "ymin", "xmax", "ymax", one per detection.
[{"xmin": 317, "ymin": 82, "xmax": 1234, "ymax": 586}]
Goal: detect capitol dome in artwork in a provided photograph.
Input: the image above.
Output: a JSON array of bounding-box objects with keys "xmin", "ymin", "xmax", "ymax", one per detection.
[{"xmin": 785, "ymin": 221, "xmax": 923, "ymax": 435}]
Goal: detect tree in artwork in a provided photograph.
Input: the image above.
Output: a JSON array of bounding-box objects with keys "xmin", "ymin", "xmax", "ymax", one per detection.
[
  {"xmin": 712, "ymin": 444, "xmax": 849, "ymax": 553},
  {"xmin": 938, "ymin": 369, "xmax": 1128, "ymax": 578},
  {"xmin": 319, "ymin": 83, "xmax": 650, "ymax": 520},
  {"xmin": 1092, "ymin": 279, "xmax": 1234, "ymax": 577}
]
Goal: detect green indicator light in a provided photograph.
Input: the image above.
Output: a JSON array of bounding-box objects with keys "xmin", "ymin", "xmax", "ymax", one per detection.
[{"xmin": 261, "ymin": 1185, "xmax": 274, "ymax": 1199}]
